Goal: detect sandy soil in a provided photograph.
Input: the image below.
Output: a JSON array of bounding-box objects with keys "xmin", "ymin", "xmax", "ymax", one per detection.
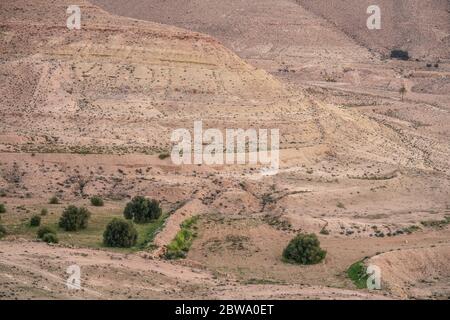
[{"xmin": 0, "ymin": 240, "xmax": 389, "ymax": 299}]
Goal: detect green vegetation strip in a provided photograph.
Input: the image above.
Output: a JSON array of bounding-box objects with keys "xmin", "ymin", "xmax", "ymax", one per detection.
[
  {"xmin": 420, "ymin": 216, "xmax": 450, "ymax": 228},
  {"xmin": 136, "ymin": 212, "xmax": 170, "ymax": 249},
  {"xmin": 165, "ymin": 216, "xmax": 199, "ymax": 259},
  {"xmin": 347, "ymin": 261, "xmax": 368, "ymax": 289}
]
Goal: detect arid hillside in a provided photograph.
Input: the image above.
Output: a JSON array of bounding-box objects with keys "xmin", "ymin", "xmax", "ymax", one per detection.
[
  {"xmin": 0, "ymin": 0, "xmax": 288, "ymax": 154},
  {"xmin": 91, "ymin": 0, "xmax": 450, "ymax": 110},
  {"xmin": 91, "ymin": 0, "xmax": 374, "ymax": 75},
  {"xmin": 90, "ymin": 0, "xmax": 450, "ymax": 171},
  {"xmin": 298, "ymin": 0, "xmax": 450, "ymax": 60},
  {"xmin": 1, "ymin": 0, "xmax": 436, "ymax": 167},
  {"xmin": 0, "ymin": 0, "xmax": 449, "ymax": 300}
]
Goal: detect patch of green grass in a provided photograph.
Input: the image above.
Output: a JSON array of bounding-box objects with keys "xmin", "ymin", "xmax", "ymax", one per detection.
[
  {"xmin": 347, "ymin": 261, "xmax": 368, "ymax": 289},
  {"xmin": 1, "ymin": 203, "xmax": 172, "ymax": 253},
  {"xmin": 165, "ymin": 216, "xmax": 199, "ymax": 259},
  {"xmin": 51, "ymin": 213, "xmax": 122, "ymax": 248},
  {"xmin": 54, "ymin": 212, "xmax": 169, "ymax": 252},
  {"xmin": 136, "ymin": 212, "xmax": 169, "ymax": 249},
  {"xmin": 4, "ymin": 210, "xmax": 123, "ymax": 250}
]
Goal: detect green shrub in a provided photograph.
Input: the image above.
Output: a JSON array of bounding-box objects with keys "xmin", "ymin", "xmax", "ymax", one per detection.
[
  {"xmin": 336, "ymin": 201, "xmax": 345, "ymax": 209},
  {"xmin": 0, "ymin": 203, "xmax": 6, "ymax": 214},
  {"xmin": 103, "ymin": 218, "xmax": 138, "ymax": 248},
  {"xmin": 282, "ymin": 233, "xmax": 326, "ymax": 265},
  {"xmin": 0, "ymin": 224, "xmax": 6, "ymax": 239},
  {"xmin": 30, "ymin": 215, "xmax": 41, "ymax": 227},
  {"xmin": 40, "ymin": 208, "xmax": 48, "ymax": 216},
  {"xmin": 90, "ymin": 196, "xmax": 104, "ymax": 207},
  {"xmin": 49, "ymin": 196, "xmax": 59, "ymax": 204},
  {"xmin": 42, "ymin": 232, "xmax": 58, "ymax": 244},
  {"xmin": 37, "ymin": 226, "xmax": 56, "ymax": 239},
  {"xmin": 123, "ymin": 196, "xmax": 162, "ymax": 224},
  {"xmin": 402, "ymin": 225, "xmax": 420, "ymax": 234},
  {"xmin": 390, "ymin": 49, "xmax": 409, "ymax": 61},
  {"xmin": 59, "ymin": 205, "xmax": 91, "ymax": 231},
  {"xmin": 158, "ymin": 152, "xmax": 170, "ymax": 160}
]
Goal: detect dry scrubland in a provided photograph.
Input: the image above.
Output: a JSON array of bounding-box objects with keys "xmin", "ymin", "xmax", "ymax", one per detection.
[{"xmin": 0, "ymin": 0, "xmax": 449, "ymax": 299}]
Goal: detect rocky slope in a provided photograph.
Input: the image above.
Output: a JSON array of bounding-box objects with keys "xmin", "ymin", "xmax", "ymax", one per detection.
[{"xmin": 298, "ymin": 0, "xmax": 450, "ymax": 60}]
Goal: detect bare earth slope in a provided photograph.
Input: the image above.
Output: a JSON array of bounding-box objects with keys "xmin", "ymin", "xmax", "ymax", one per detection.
[
  {"xmin": 298, "ymin": 0, "xmax": 450, "ymax": 60},
  {"xmin": 368, "ymin": 245, "xmax": 450, "ymax": 299},
  {"xmin": 1, "ymin": 0, "xmax": 437, "ymax": 169},
  {"xmin": 0, "ymin": 0, "xmax": 286, "ymax": 153},
  {"xmin": 90, "ymin": 0, "xmax": 450, "ymax": 173},
  {"xmin": 0, "ymin": 240, "xmax": 391, "ymax": 299},
  {"xmin": 91, "ymin": 0, "xmax": 374, "ymax": 75}
]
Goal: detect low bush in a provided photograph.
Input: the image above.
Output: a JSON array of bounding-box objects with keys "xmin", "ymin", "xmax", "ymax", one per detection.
[
  {"xmin": 158, "ymin": 152, "xmax": 170, "ymax": 160},
  {"xmin": 42, "ymin": 232, "xmax": 58, "ymax": 244},
  {"xmin": 49, "ymin": 196, "xmax": 59, "ymax": 204},
  {"xmin": 282, "ymin": 233, "xmax": 326, "ymax": 265},
  {"xmin": 0, "ymin": 224, "xmax": 6, "ymax": 239},
  {"xmin": 37, "ymin": 226, "xmax": 56, "ymax": 239},
  {"xmin": 0, "ymin": 203, "xmax": 6, "ymax": 214},
  {"xmin": 402, "ymin": 225, "xmax": 420, "ymax": 235},
  {"xmin": 30, "ymin": 215, "xmax": 41, "ymax": 227},
  {"xmin": 336, "ymin": 201, "xmax": 346, "ymax": 209},
  {"xmin": 103, "ymin": 218, "xmax": 138, "ymax": 248},
  {"xmin": 390, "ymin": 50, "xmax": 409, "ymax": 61},
  {"xmin": 59, "ymin": 205, "xmax": 91, "ymax": 231},
  {"xmin": 90, "ymin": 196, "xmax": 104, "ymax": 207}
]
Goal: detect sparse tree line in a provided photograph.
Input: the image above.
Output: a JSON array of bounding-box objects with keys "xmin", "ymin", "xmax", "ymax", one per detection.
[
  {"xmin": 0, "ymin": 196, "xmax": 162, "ymax": 248},
  {"xmin": 1, "ymin": 196, "xmax": 328, "ymax": 265}
]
